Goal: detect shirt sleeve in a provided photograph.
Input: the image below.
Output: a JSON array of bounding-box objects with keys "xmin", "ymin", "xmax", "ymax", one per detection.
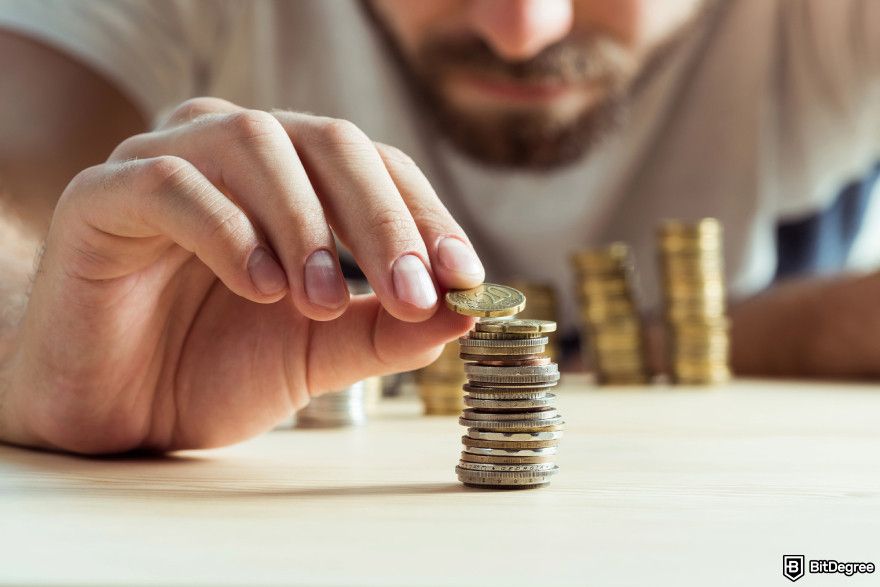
[{"xmin": 0, "ymin": 0, "xmax": 215, "ymax": 122}]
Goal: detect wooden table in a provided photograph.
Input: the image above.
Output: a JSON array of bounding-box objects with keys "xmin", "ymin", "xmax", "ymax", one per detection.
[{"xmin": 2, "ymin": 377, "xmax": 879, "ymax": 586}]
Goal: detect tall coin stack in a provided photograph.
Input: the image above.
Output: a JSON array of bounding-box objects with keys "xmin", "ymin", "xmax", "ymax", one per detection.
[
  {"xmin": 658, "ymin": 218, "xmax": 731, "ymax": 384},
  {"xmin": 414, "ymin": 341, "xmax": 467, "ymax": 415},
  {"xmin": 571, "ymin": 244, "xmax": 650, "ymax": 385},
  {"xmin": 445, "ymin": 284, "xmax": 564, "ymax": 489}
]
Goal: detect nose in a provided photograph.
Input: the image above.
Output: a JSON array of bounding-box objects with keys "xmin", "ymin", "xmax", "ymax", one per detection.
[{"xmin": 468, "ymin": 0, "xmax": 574, "ymax": 61}]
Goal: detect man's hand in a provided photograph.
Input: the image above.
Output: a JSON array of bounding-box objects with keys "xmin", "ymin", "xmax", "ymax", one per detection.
[{"xmin": 1, "ymin": 98, "xmax": 484, "ymax": 455}]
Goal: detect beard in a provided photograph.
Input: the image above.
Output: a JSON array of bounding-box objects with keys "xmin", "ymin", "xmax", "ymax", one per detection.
[
  {"xmin": 363, "ymin": 3, "xmax": 717, "ymax": 171},
  {"xmin": 409, "ymin": 34, "xmax": 636, "ymax": 170},
  {"xmin": 362, "ymin": 12, "xmax": 637, "ymax": 170}
]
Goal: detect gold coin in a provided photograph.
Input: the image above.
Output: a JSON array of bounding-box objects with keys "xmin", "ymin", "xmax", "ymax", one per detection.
[
  {"xmin": 468, "ymin": 330, "xmax": 544, "ymax": 340},
  {"xmin": 474, "ymin": 318, "xmax": 557, "ymax": 334},
  {"xmin": 445, "ymin": 283, "xmax": 526, "ymax": 318}
]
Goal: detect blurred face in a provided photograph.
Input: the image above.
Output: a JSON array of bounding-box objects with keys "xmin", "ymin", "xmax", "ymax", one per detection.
[{"xmin": 367, "ymin": 0, "xmax": 710, "ymax": 169}]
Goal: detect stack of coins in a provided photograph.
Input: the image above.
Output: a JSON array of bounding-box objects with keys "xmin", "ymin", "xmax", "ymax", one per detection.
[
  {"xmin": 658, "ymin": 218, "xmax": 731, "ymax": 384},
  {"xmin": 507, "ymin": 280, "xmax": 560, "ymax": 361},
  {"xmin": 571, "ymin": 244, "xmax": 650, "ymax": 384},
  {"xmin": 295, "ymin": 377, "xmax": 381, "ymax": 428},
  {"xmin": 414, "ymin": 342, "xmax": 466, "ymax": 415},
  {"xmin": 445, "ymin": 284, "xmax": 564, "ymax": 489}
]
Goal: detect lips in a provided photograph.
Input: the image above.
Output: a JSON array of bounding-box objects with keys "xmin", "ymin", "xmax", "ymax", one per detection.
[{"xmin": 455, "ymin": 73, "xmax": 575, "ymax": 103}]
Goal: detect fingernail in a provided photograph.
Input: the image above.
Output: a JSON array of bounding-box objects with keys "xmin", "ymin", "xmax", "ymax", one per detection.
[
  {"xmin": 392, "ymin": 254, "xmax": 438, "ymax": 309},
  {"xmin": 437, "ymin": 237, "xmax": 484, "ymax": 276},
  {"xmin": 304, "ymin": 249, "xmax": 348, "ymax": 309},
  {"xmin": 248, "ymin": 246, "xmax": 287, "ymax": 295}
]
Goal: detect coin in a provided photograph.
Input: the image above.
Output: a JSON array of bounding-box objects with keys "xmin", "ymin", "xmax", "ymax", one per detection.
[
  {"xmin": 457, "ymin": 461, "xmax": 557, "ymax": 472},
  {"xmin": 464, "ymin": 394, "xmax": 556, "ymax": 409},
  {"xmin": 445, "ymin": 283, "xmax": 526, "ymax": 318},
  {"xmin": 459, "ymin": 335, "xmax": 549, "ymax": 348},
  {"xmin": 456, "ymin": 471, "xmax": 555, "ymax": 488},
  {"xmin": 459, "ymin": 354, "xmax": 550, "ymax": 365},
  {"xmin": 462, "ymin": 408, "xmax": 558, "ymax": 422},
  {"xmin": 462, "ymin": 436, "xmax": 560, "ymax": 450},
  {"xmin": 468, "ymin": 331, "xmax": 545, "ymax": 340},
  {"xmin": 462, "ymin": 444, "xmax": 558, "ymax": 457},
  {"xmin": 464, "ymin": 381, "xmax": 557, "ymax": 390},
  {"xmin": 466, "ymin": 373, "xmax": 561, "ymax": 385},
  {"xmin": 464, "ymin": 391, "xmax": 549, "ymax": 401},
  {"xmin": 473, "ymin": 318, "xmax": 557, "ymax": 334},
  {"xmin": 458, "ymin": 345, "xmax": 546, "ymax": 356},
  {"xmin": 464, "ymin": 364, "xmax": 558, "ymax": 377},
  {"xmin": 458, "ymin": 416, "xmax": 565, "ymax": 430},
  {"xmin": 466, "ymin": 429, "xmax": 564, "ymax": 442},
  {"xmin": 460, "ymin": 452, "xmax": 556, "ymax": 464}
]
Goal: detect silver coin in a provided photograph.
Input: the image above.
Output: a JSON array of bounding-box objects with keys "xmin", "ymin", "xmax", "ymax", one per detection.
[
  {"xmin": 458, "ymin": 415, "xmax": 564, "ymax": 430},
  {"xmin": 461, "ymin": 452, "xmax": 556, "ymax": 465},
  {"xmin": 466, "ymin": 372, "xmax": 561, "ymax": 385},
  {"xmin": 464, "ymin": 389, "xmax": 550, "ymax": 400},
  {"xmin": 463, "ymin": 445, "xmax": 558, "ymax": 457},
  {"xmin": 462, "ymin": 436, "xmax": 560, "ymax": 449},
  {"xmin": 464, "ymin": 364, "xmax": 558, "ymax": 377},
  {"xmin": 464, "ymin": 394, "xmax": 556, "ymax": 409},
  {"xmin": 459, "ymin": 336, "xmax": 549, "ymax": 348},
  {"xmin": 464, "ymin": 382, "xmax": 557, "ymax": 391},
  {"xmin": 455, "ymin": 466, "xmax": 558, "ymax": 487},
  {"xmin": 457, "ymin": 461, "xmax": 557, "ymax": 472},
  {"xmin": 462, "ymin": 408, "xmax": 558, "ymax": 421},
  {"xmin": 457, "ymin": 345, "xmax": 547, "ymax": 357},
  {"xmin": 466, "ymin": 430, "xmax": 565, "ymax": 442}
]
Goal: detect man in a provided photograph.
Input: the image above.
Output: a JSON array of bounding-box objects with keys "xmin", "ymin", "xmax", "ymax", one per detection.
[{"xmin": 0, "ymin": 0, "xmax": 877, "ymax": 454}]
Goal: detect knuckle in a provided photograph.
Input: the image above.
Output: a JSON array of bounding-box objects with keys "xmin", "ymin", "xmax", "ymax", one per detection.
[
  {"xmin": 57, "ymin": 164, "xmax": 104, "ymax": 211},
  {"xmin": 171, "ymin": 96, "xmax": 233, "ymax": 121},
  {"xmin": 367, "ymin": 208, "xmax": 416, "ymax": 245},
  {"xmin": 137, "ymin": 155, "xmax": 195, "ymax": 193},
  {"xmin": 377, "ymin": 142, "xmax": 419, "ymax": 170},
  {"xmin": 223, "ymin": 109, "xmax": 285, "ymax": 145},
  {"xmin": 313, "ymin": 117, "xmax": 370, "ymax": 149},
  {"xmin": 108, "ymin": 132, "xmax": 150, "ymax": 161},
  {"xmin": 201, "ymin": 207, "xmax": 249, "ymax": 246}
]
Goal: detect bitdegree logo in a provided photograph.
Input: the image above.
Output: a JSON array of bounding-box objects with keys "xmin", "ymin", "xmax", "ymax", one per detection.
[
  {"xmin": 809, "ymin": 560, "xmax": 876, "ymax": 576},
  {"xmin": 783, "ymin": 555, "xmax": 875, "ymax": 582}
]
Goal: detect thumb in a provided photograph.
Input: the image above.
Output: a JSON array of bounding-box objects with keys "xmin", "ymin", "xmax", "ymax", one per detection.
[{"xmin": 306, "ymin": 294, "xmax": 474, "ymax": 393}]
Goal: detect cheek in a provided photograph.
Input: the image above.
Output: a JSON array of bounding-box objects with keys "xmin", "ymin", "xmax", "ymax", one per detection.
[
  {"xmin": 573, "ymin": 0, "xmax": 702, "ymax": 50},
  {"xmin": 574, "ymin": 0, "xmax": 641, "ymax": 46},
  {"xmin": 632, "ymin": 0, "xmax": 706, "ymax": 50}
]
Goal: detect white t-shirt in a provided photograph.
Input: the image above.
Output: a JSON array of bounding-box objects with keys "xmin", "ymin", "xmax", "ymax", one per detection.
[{"xmin": 1, "ymin": 0, "xmax": 879, "ymax": 332}]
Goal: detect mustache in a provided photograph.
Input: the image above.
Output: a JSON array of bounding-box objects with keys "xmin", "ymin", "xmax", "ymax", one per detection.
[{"xmin": 416, "ymin": 33, "xmax": 635, "ymax": 84}]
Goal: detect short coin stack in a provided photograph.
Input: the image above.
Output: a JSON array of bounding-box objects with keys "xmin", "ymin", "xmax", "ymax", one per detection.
[
  {"xmin": 414, "ymin": 342, "xmax": 466, "ymax": 415},
  {"xmin": 658, "ymin": 219, "xmax": 731, "ymax": 384},
  {"xmin": 295, "ymin": 377, "xmax": 381, "ymax": 428},
  {"xmin": 571, "ymin": 244, "xmax": 650, "ymax": 384},
  {"xmin": 445, "ymin": 284, "xmax": 564, "ymax": 489}
]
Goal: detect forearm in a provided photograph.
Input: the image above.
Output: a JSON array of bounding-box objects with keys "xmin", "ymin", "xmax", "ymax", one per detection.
[{"xmin": 730, "ymin": 272, "xmax": 880, "ymax": 378}]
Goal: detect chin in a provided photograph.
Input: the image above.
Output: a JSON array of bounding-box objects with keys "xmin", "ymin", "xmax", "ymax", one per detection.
[{"xmin": 434, "ymin": 94, "xmax": 628, "ymax": 171}]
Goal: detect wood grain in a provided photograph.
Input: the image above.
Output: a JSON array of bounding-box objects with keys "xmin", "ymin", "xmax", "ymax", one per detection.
[{"xmin": 1, "ymin": 376, "xmax": 879, "ymax": 586}]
